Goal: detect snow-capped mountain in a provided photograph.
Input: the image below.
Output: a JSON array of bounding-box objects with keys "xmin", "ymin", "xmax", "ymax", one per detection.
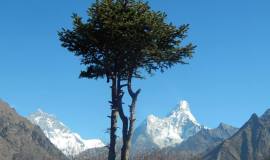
[
  {"xmin": 132, "ymin": 100, "xmax": 203, "ymax": 150},
  {"xmin": 28, "ymin": 109, "xmax": 105, "ymax": 156}
]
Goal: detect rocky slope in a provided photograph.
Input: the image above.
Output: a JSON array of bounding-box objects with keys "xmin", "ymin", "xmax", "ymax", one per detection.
[
  {"xmin": 176, "ymin": 122, "xmax": 238, "ymax": 154},
  {"xmin": 202, "ymin": 109, "xmax": 270, "ymax": 160},
  {"xmin": 0, "ymin": 100, "xmax": 68, "ymax": 160}
]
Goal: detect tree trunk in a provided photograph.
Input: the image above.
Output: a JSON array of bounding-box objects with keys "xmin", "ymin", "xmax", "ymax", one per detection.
[
  {"xmin": 119, "ymin": 76, "xmax": 141, "ymax": 160},
  {"xmin": 117, "ymin": 78, "xmax": 129, "ymax": 160},
  {"xmin": 108, "ymin": 77, "xmax": 118, "ymax": 160}
]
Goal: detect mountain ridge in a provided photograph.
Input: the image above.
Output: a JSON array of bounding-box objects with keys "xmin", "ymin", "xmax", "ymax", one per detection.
[
  {"xmin": 132, "ymin": 100, "xmax": 204, "ymax": 152},
  {"xmin": 202, "ymin": 109, "xmax": 270, "ymax": 160},
  {"xmin": 28, "ymin": 109, "xmax": 105, "ymax": 156},
  {"xmin": 175, "ymin": 122, "xmax": 238, "ymax": 154},
  {"xmin": 0, "ymin": 100, "xmax": 68, "ymax": 160}
]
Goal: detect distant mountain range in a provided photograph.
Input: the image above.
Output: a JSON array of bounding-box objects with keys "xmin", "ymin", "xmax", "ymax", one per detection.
[
  {"xmin": 77, "ymin": 100, "xmax": 270, "ymax": 160},
  {"xmin": 131, "ymin": 100, "xmax": 238, "ymax": 156},
  {"xmin": 27, "ymin": 109, "xmax": 105, "ymax": 156},
  {"xmin": 0, "ymin": 100, "xmax": 68, "ymax": 160},
  {"xmin": 1, "ymin": 98, "xmax": 270, "ymax": 160},
  {"xmin": 79, "ymin": 100, "xmax": 239, "ymax": 160}
]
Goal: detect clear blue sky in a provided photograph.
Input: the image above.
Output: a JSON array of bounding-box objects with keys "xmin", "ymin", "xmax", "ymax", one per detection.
[{"xmin": 0, "ymin": 0, "xmax": 270, "ymax": 143}]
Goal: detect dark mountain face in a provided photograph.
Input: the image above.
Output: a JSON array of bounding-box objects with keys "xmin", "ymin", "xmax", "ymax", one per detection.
[
  {"xmin": 0, "ymin": 100, "xmax": 68, "ymax": 160},
  {"xmin": 175, "ymin": 123, "xmax": 238, "ymax": 154},
  {"xmin": 202, "ymin": 110, "xmax": 270, "ymax": 160},
  {"xmin": 261, "ymin": 109, "xmax": 270, "ymax": 121},
  {"xmin": 75, "ymin": 147, "xmax": 108, "ymax": 160}
]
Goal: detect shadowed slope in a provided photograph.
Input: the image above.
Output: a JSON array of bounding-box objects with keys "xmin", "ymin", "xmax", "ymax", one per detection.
[
  {"xmin": 0, "ymin": 100, "xmax": 68, "ymax": 160},
  {"xmin": 203, "ymin": 109, "xmax": 270, "ymax": 160}
]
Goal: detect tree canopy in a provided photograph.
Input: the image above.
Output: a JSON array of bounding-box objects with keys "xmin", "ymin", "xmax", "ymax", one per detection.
[
  {"xmin": 59, "ymin": 0, "xmax": 195, "ymax": 82},
  {"xmin": 59, "ymin": 1, "xmax": 195, "ymax": 159}
]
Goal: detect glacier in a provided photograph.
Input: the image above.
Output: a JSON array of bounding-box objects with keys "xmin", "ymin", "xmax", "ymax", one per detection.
[
  {"xmin": 28, "ymin": 109, "xmax": 105, "ymax": 156},
  {"xmin": 132, "ymin": 100, "xmax": 204, "ymax": 150}
]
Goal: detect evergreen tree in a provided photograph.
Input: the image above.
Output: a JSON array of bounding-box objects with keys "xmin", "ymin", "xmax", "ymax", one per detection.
[{"xmin": 58, "ymin": 0, "xmax": 195, "ymax": 160}]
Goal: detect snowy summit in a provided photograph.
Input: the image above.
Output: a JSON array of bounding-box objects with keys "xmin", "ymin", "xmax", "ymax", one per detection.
[
  {"xmin": 132, "ymin": 100, "xmax": 203, "ymax": 150},
  {"xmin": 28, "ymin": 109, "xmax": 105, "ymax": 156}
]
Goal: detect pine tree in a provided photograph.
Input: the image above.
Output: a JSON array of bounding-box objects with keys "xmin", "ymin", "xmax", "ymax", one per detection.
[{"xmin": 58, "ymin": 0, "xmax": 195, "ymax": 160}]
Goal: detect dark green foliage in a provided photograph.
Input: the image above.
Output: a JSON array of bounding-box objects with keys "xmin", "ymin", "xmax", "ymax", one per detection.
[{"xmin": 58, "ymin": 0, "xmax": 195, "ymax": 81}]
